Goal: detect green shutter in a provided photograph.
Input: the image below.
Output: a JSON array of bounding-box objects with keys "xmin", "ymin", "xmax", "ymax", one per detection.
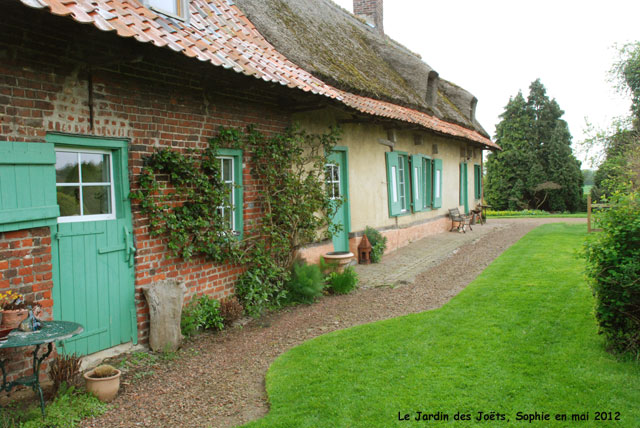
[
  {"xmin": 411, "ymin": 154, "xmax": 424, "ymax": 212},
  {"xmin": 0, "ymin": 142, "xmax": 59, "ymax": 232},
  {"xmin": 432, "ymin": 158, "xmax": 443, "ymax": 208},
  {"xmin": 423, "ymin": 157, "xmax": 432, "ymax": 210},
  {"xmin": 385, "ymin": 151, "xmax": 402, "ymax": 216}
]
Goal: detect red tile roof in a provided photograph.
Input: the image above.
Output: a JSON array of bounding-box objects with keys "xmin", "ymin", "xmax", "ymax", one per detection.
[{"xmin": 19, "ymin": 0, "xmax": 499, "ymax": 149}]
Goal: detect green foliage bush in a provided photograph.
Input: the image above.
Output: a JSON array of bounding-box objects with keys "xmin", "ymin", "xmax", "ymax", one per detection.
[
  {"xmin": 285, "ymin": 262, "xmax": 325, "ymax": 304},
  {"xmin": 18, "ymin": 384, "xmax": 107, "ymax": 428},
  {"xmin": 364, "ymin": 226, "xmax": 387, "ymax": 263},
  {"xmin": 327, "ymin": 267, "xmax": 359, "ymax": 295},
  {"xmin": 235, "ymin": 241, "xmax": 289, "ymax": 317},
  {"xmin": 181, "ymin": 295, "xmax": 224, "ymax": 337},
  {"xmin": 584, "ymin": 191, "xmax": 640, "ymax": 355},
  {"xmin": 486, "ymin": 209, "xmax": 550, "ymax": 217}
]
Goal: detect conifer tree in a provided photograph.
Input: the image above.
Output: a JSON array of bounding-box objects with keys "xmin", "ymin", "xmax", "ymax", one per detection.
[{"xmin": 485, "ymin": 79, "xmax": 583, "ymax": 211}]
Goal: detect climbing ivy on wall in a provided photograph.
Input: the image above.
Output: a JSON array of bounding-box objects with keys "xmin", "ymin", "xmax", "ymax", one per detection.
[
  {"xmin": 131, "ymin": 128, "xmax": 244, "ymax": 263},
  {"xmin": 133, "ymin": 125, "xmax": 342, "ymax": 316}
]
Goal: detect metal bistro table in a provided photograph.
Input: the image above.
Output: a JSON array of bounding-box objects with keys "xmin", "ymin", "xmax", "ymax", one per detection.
[{"xmin": 0, "ymin": 321, "xmax": 83, "ymax": 417}]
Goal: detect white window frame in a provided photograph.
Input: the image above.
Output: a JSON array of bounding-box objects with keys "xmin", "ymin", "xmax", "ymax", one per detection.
[
  {"xmin": 217, "ymin": 156, "xmax": 236, "ymax": 233},
  {"xmin": 398, "ymin": 155, "xmax": 408, "ymax": 212},
  {"xmin": 146, "ymin": 0, "xmax": 189, "ymax": 21},
  {"xmin": 56, "ymin": 148, "xmax": 117, "ymax": 223},
  {"xmin": 325, "ymin": 163, "xmax": 341, "ymax": 201}
]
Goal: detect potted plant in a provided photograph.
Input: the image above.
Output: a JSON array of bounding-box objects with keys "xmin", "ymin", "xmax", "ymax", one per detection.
[
  {"xmin": 0, "ymin": 291, "xmax": 29, "ymax": 330},
  {"xmin": 83, "ymin": 364, "xmax": 121, "ymax": 402}
]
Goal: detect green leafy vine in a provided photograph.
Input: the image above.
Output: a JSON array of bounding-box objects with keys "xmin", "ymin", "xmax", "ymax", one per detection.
[{"xmin": 132, "ymin": 125, "xmax": 342, "ymax": 316}]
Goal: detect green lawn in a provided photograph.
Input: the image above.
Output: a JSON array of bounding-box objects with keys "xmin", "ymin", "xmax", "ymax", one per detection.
[{"xmin": 244, "ymin": 224, "xmax": 640, "ymax": 427}]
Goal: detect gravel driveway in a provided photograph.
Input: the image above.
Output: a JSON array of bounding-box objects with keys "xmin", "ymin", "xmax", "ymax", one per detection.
[{"xmin": 80, "ymin": 218, "xmax": 586, "ymax": 428}]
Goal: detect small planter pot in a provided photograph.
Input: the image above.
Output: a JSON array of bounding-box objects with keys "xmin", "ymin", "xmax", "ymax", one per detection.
[
  {"xmin": 84, "ymin": 368, "xmax": 121, "ymax": 402},
  {"xmin": 1, "ymin": 309, "xmax": 29, "ymax": 330},
  {"xmin": 322, "ymin": 251, "xmax": 354, "ymax": 273}
]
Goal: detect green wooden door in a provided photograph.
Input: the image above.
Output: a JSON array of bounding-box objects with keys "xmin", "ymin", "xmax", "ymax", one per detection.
[
  {"xmin": 48, "ymin": 135, "xmax": 136, "ymax": 356},
  {"xmin": 460, "ymin": 162, "xmax": 469, "ymax": 214},
  {"xmin": 326, "ymin": 148, "xmax": 351, "ymax": 252}
]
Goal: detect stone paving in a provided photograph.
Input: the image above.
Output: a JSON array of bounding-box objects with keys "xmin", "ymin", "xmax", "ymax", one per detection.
[{"xmin": 353, "ymin": 220, "xmax": 510, "ymax": 288}]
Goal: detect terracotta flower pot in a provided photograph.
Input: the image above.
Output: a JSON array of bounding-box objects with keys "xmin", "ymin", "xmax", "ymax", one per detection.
[
  {"xmin": 1, "ymin": 309, "xmax": 28, "ymax": 330},
  {"xmin": 84, "ymin": 368, "xmax": 121, "ymax": 402}
]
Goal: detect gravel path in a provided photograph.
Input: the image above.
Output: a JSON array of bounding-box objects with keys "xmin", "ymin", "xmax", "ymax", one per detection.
[{"xmin": 80, "ymin": 218, "xmax": 585, "ymax": 428}]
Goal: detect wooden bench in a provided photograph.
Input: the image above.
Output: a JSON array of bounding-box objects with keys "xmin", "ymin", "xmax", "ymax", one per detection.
[{"xmin": 449, "ymin": 208, "xmax": 472, "ymax": 233}]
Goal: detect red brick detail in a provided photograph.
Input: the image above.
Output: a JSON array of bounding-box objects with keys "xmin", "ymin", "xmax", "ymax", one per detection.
[
  {"xmin": 0, "ymin": 5, "xmax": 292, "ymax": 378},
  {"xmin": 0, "ymin": 227, "xmax": 54, "ymax": 384}
]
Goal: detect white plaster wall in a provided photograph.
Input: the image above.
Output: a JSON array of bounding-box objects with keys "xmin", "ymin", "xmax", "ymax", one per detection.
[{"xmin": 293, "ymin": 108, "xmax": 484, "ymax": 235}]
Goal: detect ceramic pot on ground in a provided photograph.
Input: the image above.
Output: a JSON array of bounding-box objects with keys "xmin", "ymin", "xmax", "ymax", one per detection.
[
  {"xmin": 84, "ymin": 368, "xmax": 121, "ymax": 402},
  {"xmin": 1, "ymin": 309, "xmax": 28, "ymax": 330},
  {"xmin": 322, "ymin": 251, "xmax": 355, "ymax": 273}
]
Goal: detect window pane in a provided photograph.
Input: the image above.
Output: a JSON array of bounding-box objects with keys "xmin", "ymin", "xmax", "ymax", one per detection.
[
  {"xmin": 150, "ymin": 0, "xmax": 177, "ymax": 14},
  {"xmin": 225, "ymin": 183, "xmax": 234, "ymax": 207},
  {"xmin": 222, "ymin": 158, "xmax": 232, "ymax": 182},
  {"xmin": 223, "ymin": 205, "xmax": 232, "ymax": 228},
  {"xmin": 435, "ymin": 170, "xmax": 441, "ymax": 198},
  {"xmin": 81, "ymin": 153, "xmax": 110, "ymax": 183},
  {"xmin": 57, "ymin": 186, "xmax": 80, "ymax": 216},
  {"xmin": 333, "ymin": 182, "xmax": 340, "ymax": 199},
  {"xmin": 391, "ymin": 166, "xmax": 397, "ymax": 202},
  {"xmin": 82, "ymin": 186, "xmax": 112, "ymax": 215},
  {"xmin": 332, "ymin": 165, "xmax": 339, "ymax": 182},
  {"xmin": 56, "ymin": 152, "xmax": 79, "ymax": 183}
]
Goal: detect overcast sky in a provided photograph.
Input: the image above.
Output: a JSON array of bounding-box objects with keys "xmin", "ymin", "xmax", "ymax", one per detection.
[{"xmin": 330, "ymin": 0, "xmax": 640, "ymax": 165}]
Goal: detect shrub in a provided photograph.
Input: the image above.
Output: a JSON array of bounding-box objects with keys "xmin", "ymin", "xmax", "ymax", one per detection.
[
  {"xmin": 235, "ymin": 241, "xmax": 289, "ymax": 317},
  {"xmin": 49, "ymin": 353, "xmax": 81, "ymax": 394},
  {"xmin": 584, "ymin": 191, "xmax": 640, "ymax": 355},
  {"xmin": 20, "ymin": 384, "xmax": 107, "ymax": 428},
  {"xmin": 327, "ymin": 267, "xmax": 359, "ymax": 295},
  {"xmin": 486, "ymin": 209, "xmax": 550, "ymax": 217},
  {"xmin": 220, "ymin": 296, "xmax": 244, "ymax": 326},
  {"xmin": 364, "ymin": 226, "xmax": 387, "ymax": 263},
  {"xmin": 181, "ymin": 295, "xmax": 224, "ymax": 337},
  {"xmin": 286, "ymin": 262, "xmax": 325, "ymax": 304}
]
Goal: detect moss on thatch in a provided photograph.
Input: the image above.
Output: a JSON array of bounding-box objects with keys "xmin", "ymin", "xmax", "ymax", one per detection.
[{"xmin": 235, "ymin": 0, "xmax": 488, "ymax": 137}]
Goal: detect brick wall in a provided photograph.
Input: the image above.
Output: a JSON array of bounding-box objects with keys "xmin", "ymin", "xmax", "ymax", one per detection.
[
  {"xmin": 0, "ymin": 2, "xmax": 303, "ymax": 373},
  {"xmin": 353, "ymin": 0, "xmax": 384, "ymax": 32},
  {"xmin": 0, "ymin": 228, "xmax": 54, "ymax": 382}
]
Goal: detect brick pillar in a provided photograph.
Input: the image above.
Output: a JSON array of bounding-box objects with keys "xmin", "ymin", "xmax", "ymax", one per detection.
[{"xmin": 353, "ymin": 0, "xmax": 383, "ymax": 34}]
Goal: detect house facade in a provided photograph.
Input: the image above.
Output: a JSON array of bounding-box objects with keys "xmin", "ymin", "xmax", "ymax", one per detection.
[{"xmin": 0, "ymin": 0, "xmax": 497, "ymax": 380}]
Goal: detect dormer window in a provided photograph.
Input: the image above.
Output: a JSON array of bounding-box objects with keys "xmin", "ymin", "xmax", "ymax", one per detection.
[{"xmin": 148, "ymin": 0, "xmax": 187, "ymax": 20}]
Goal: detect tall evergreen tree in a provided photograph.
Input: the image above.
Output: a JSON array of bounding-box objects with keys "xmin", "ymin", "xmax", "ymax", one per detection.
[{"xmin": 485, "ymin": 79, "xmax": 583, "ymax": 211}]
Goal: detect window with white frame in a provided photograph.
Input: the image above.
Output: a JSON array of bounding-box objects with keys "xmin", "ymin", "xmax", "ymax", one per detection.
[
  {"xmin": 215, "ymin": 149, "xmax": 243, "ymax": 238},
  {"xmin": 148, "ymin": 0, "xmax": 187, "ymax": 19},
  {"xmin": 217, "ymin": 156, "xmax": 235, "ymax": 232},
  {"xmin": 325, "ymin": 163, "xmax": 341, "ymax": 200},
  {"xmin": 55, "ymin": 149, "xmax": 116, "ymax": 222}
]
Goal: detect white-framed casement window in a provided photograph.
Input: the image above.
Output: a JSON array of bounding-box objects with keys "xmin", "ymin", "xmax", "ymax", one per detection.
[
  {"xmin": 147, "ymin": 0, "xmax": 188, "ymax": 20},
  {"xmin": 325, "ymin": 163, "xmax": 341, "ymax": 200},
  {"xmin": 385, "ymin": 151, "xmax": 410, "ymax": 216},
  {"xmin": 215, "ymin": 149, "xmax": 243, "ymax": 238},
  {"xmin": 411, "ymin": 154, "xmax": 432, "ymax": 212},
  {"xmin": 55, "ymin": 149, "xmax": 116, "ymax": 223}
]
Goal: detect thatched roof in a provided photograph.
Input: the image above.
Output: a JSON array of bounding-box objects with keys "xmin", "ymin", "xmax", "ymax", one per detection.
[{"xmin": 235, "ymin": 0, "xmax": 489, "ymax": 137}]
